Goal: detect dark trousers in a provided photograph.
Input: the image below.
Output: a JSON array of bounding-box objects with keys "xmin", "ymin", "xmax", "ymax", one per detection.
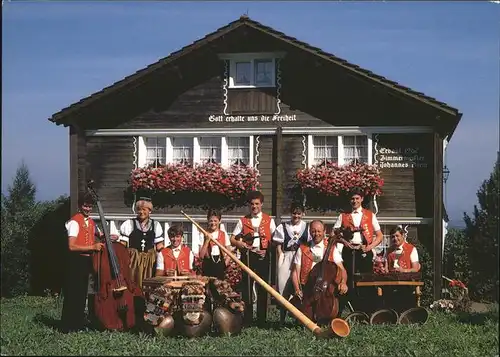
[
  {"xmin": 238, "ymin": 250, "xmax": 270, "ymax": 326},
  {"xmin": 341, "ymin": 246, "xmax": 376, "ymax": 313},
  {"xmin": 202, "ymin": 255, "xmax": 226, "ymax": 280},
  {"xmin": 61, "ymin": 254, "xmax": 92, "ymax": 332}
]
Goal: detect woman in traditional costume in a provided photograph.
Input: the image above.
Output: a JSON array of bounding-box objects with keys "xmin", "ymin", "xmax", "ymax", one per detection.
[
  {"xmin": 272, "ymin": 203, "xmax": 309, "ymax": 325},
  {"xmin": 119, "ymin": 198, "xmax": 167, "ymax": 288}
]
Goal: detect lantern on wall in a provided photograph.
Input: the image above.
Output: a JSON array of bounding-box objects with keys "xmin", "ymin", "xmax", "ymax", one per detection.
[{"xmin": 443, "ymin": 166, "xmax": 450, "ymax": 183}]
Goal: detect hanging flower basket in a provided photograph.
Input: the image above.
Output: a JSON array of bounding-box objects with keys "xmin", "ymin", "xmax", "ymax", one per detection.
[
  {"xmin": 127, "ymin": 162, "xmax": 260, "ymax": 210},
  {"xmin": 294, "ymin": 160, "xmax": 384, "ymax": 212}
]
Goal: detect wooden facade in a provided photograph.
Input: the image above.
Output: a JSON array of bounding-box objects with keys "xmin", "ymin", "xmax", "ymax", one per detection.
[{"xmin": 49, "ymin": 16, "xmax": 462, "ymax": 300}]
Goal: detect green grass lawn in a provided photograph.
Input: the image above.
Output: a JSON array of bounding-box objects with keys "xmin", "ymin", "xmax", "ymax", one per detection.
[{"xmin": 1, "ymin": 296, "xmax": 498, "ymax": 356}]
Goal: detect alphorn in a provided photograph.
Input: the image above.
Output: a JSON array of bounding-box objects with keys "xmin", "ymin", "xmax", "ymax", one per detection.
[{"xmin": 181, "ymin": 210, "xmax": 350, "ymax": 338}]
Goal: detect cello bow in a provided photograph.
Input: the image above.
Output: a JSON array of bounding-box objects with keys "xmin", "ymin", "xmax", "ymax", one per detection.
[{"xmin": 181, "ymin": 211, "xmax": 350, "ymax": 338}]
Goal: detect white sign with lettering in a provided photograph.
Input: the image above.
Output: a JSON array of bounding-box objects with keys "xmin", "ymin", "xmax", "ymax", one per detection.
[
  {"xmin": 208, "ymin": 114, "xmax": 297, "ymax": 123},
  {"xmin": 378, "ymin": 147, "xmax": 428, "ymax": 169}
]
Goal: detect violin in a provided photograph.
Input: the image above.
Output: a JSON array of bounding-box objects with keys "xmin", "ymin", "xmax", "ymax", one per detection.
[
  {"xmin": 301, "ymin": 236, "xmax": 344, "ymax": 325},
  {"xmin": 87, "ymin": 180, "xmax": 142, "ymax": 331}
]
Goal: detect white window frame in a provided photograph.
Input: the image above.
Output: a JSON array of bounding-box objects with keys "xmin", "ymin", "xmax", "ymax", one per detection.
[
  {"xmin": 138, "ymin": 136, "xmax": 254, "ymax": 169},
  {"xmin": 307, "ymin": 134, "xmax": 373, "ymax": 168},
  {"xmin": 220, "ymin": 53, "xmax": 282, "ymax": 89}
]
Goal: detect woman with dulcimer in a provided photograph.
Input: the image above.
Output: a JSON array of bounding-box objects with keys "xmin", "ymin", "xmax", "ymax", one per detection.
[{"xmin": 291, "ymin": 220, "xmax": 348, "ymax": 325}]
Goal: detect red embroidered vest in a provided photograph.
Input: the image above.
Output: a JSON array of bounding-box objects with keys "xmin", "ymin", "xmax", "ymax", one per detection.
[
  {"xmin": 70, "ymin": 213, "xmax": 96, "ymax": 247},
  {"xmin": 208, "ymin": 230, "xmax": 227, "ymax": 255},
  {"xmin": 161, "ymin": 245, "xmax": 193, "ymax": 274},
  {"xmin": 241, "ymin": 213, "xmax": 272, "ymax": 249},
  {"xmin": 341, "ymin": 209, "xmax": 375, "ymax": 245},
  {"xmin": 298, "ymin": 239, "xmax": 336, "ymax": 285},
  {"xmin": 387, "ymin": 242, "xmax": 415, "ymax": 272}
]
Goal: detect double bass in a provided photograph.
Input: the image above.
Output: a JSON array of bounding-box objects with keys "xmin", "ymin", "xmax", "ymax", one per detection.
[
  {"xmin": 301, "ymin": 233, "xmax": 344, "ymax": 325},
  {"xmin": 87, "ymin": 180, "xmax": 142, "ymax": 331}
]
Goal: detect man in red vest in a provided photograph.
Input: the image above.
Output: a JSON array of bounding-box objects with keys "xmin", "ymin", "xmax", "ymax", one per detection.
[
  {"xmin": 386, "ymin": 226, "xmax": 421, "ymax": 273},
  {"xmin": 230, "ymin": 191, "xmax": 276, "ymax": 327},
  {"xmin": 291, "ymin": 220, "xmax": 348, "ymax": 305},
  {"xmin": 383, "ymin": 226, "xmax": 421, "ymax": 312},
  {"xmin": 156, "ymin": 225, "xmax": 195, "ymax": 276},
  {"xmin": 333, "ymin": 187, "xmax": 383, "ymax": 289},
  {"xmin": 61, "ymin": 193, "xmax": 104, "ymax": 333}
]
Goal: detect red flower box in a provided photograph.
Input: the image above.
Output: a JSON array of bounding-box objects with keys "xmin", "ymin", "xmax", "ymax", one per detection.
[
  {"xmin": 129, "ymin": 162, "xmax": 260, "ymax": 205},
  {"xmin": 296, "ymin": 161, "xmax": 384, "ymax": 197}
]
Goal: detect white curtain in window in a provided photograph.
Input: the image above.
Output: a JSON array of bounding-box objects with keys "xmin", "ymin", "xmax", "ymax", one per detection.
[
  {"xmin": 235, "ymin": 62, "xmax": 251, "ymax": 85},
  {"xmin": 254, "ymin": 59, "xmax": 273, "ymax": 85},
  {"xmin": 227, "ymin": 137, "xmax": 250, "ymax": 165},
  {"xmin": 343, "ymin": 136, "xmax": 368, "ymax": 163},
  {"xmin": 172, "ymin": 137, "xmax": 193, "ymax": 165},
  {"xmin": 145, "ymin": 137, "xmax": 166, "ymax": 166},
  {"xmin": 313, "ymin": 136, "xmax": 338, "ymax": 164},
  {"xmin": 199, "ymin": 137, "xmax": 221, "ymax": 163}
]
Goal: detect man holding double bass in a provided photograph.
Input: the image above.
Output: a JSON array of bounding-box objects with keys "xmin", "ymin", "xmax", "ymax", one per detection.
[
  {"xmin": 61, "ymin": 192, "xmax": 104, "ymax": 333},
  {"xmin": 230, "ymin": 191, "xmax": 276, "ymax": 327}
]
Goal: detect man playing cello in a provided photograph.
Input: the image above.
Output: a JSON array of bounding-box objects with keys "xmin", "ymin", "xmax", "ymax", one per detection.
[
  {"xmin": 230, "ymin": 191, "xmax": 276, "ymax": 327},
  {"xmin": 291, "ymin": 220, "xmax": 348, "ymax": 323}
]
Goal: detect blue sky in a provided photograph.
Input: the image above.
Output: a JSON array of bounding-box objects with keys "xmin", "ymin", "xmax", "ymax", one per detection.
[{"xmin": 2, "ymin": 1, "xmax": 499, "ymax": 224}]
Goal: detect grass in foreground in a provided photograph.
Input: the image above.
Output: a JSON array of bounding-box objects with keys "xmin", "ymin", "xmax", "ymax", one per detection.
[{"xmin": 1, "ymin": 296, "xmax": 498, "ymax": 356}]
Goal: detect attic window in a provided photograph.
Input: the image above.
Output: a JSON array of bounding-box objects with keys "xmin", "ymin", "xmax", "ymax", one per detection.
[{"xmin": 222, "ymin": 53, "xmax": 281, "ymax": 88}]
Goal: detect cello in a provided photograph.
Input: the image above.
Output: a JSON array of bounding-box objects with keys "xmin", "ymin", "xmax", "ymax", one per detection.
[
  {"xmin": 301, "ymin": 232, "xmax": 344, "ymax": 326},
  {"xmin": 87, "ymin": 180, "xmax": 142, "ymax": 331}
]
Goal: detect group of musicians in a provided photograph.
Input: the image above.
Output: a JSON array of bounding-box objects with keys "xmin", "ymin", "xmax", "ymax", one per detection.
[{"xmin": 61, "ymin": 187, "xmax": 421, "ymax": 333}]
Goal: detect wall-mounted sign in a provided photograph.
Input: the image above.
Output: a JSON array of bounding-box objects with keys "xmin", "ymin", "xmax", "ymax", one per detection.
[
  {"xmin": 208, "ymin": 114, "xmax": 297, "ymax": 123},
  {"xmin": 378, "ymin": 146, "xmax": 428, "ymax": 169}
]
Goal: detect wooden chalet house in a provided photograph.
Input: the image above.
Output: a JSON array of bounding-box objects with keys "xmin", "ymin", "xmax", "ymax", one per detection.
[{"xmin": 49, "ymin": 15, "xmax": 462, "ymax": 299}]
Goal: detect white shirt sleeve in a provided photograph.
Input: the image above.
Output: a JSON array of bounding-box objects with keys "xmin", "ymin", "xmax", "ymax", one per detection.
[
  {"xmin": 336, "ymin": 242, "xmax": 344, "ymax": 255},
  {"xmin": 198, "ymin": 232, "xmax": 205, "ymax": 247},
  {"xmin": 109, "ymin": 222, "xmax": 119, "ymax": 237},
  {"xmin": 153, "ymin": 221, "xmax": 164, "ymax": 244},
  {"xmin": 231, "ymin": 219, "xmax": 243, "ymax": 237},
  {"xmin": 332, "ymin": 247, "xmax": 343, "ymax": 264},
  {"xmin": 156, "ymin": 251, "xmax": 164, "ymax": 270},
  {"xmin": 372, "ymin": 214, "xmax": 381, "ymax": 232},
  {"xmin": 269, "ymin": 218, "xmax": 277, "ymax": 235},
  {"xmin": 333, "ymin": 214, "xmax": 343, "ymax": 229},
  {"xmin": 273, "ymin": 223, "xmax": 285, "ymax": 243},
  {"xmin": 410, "ymin": 247, "xmax": 419, "ymax": 263},
  {"xmin": 119, "ymin": 220, "xmax": 134, "ymax": 243},
  {"xmin": 189, "ymin": 250, "xmax": 194, "ymax": 270},
  {"xmin": 66, "ymin": 220, "xmax": 79, "ymax": 238},
  {"xmin": 293, "ymin": 248, "xmax": 302, "ymax": 267}
]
